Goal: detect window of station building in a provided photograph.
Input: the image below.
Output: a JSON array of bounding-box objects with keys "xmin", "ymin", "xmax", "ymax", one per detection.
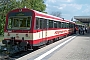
[
  {"xmin": 49, "ymin": 20, "xmax": 53, "ymax": 28},
  {"xmin": 54, "ymin": 21, "xmax": 58, "ymax": 28}
]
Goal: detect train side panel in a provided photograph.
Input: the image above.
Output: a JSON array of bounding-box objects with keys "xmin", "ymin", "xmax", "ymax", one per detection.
[{"xmin": 32, "ymin": 29, "xmax": 69, "ymax": 46}]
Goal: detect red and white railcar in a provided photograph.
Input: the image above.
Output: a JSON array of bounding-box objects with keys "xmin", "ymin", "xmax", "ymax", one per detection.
[{"xmin": 2, "ymin": 8, "xmax": 75, "ymax": 54}]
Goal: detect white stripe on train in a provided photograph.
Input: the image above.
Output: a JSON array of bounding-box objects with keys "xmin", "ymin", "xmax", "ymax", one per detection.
[{"xmin": 4, "ymin": 29, "xmax": 69, "ymax": 40}]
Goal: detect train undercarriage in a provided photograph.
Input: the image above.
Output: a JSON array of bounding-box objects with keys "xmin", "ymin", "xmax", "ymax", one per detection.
[{"xmin": 0, "ymin": 37, "xmax": 32, "ymax": 56}]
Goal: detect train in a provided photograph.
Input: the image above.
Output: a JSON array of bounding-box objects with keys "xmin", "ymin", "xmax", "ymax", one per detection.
[{"xmin": 1, "ymin": 8, "xmax": 77, "ymax": 55}]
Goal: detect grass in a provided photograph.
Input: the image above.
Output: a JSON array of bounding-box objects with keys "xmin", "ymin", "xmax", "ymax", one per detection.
[{"xmin": 0, "ymin": 36, "xmax": 4, "ymax": 42}]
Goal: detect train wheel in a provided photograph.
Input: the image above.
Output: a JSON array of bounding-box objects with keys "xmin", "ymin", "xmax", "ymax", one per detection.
[
  {"xmin": 50, "ymin": 40, "xmax": 54, "ymax": 43},
  {"xmin": 57, "ymin": 37, "xmax": 59, "ymax": 41},
  {"xmin": 54, "ymin": 38, "xmax": 57, "ymax": 42},
  {"xmin": 46, "ymin": 40, "xmax": 52, "ymax": 45},
  {"xmin": 33, "ymin": 46, "xmax": 39, "ymax": 50},
  {"xmin": 59, "ymin": 37, "xmax": 61, "ymax": 40}
]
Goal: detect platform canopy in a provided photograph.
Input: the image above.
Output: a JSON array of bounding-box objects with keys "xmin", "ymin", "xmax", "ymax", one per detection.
[{"xmin": 74, "ymin": 16, "xmax": 90, "ymax": 23}]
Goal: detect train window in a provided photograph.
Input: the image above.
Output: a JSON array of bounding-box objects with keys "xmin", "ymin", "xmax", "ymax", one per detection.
[
  {"xmin": 27, "ymin": 17, "xmax": 31, "ymax": 27},
  {"xmin": 64, "ymin": 22, "xmax": 66, "ymax": 28},
  {"xmin": 69, "ymin": 23, "xmax": 71, "ymax": 28},
  {"xmin": 69, "ymin": 23, "xmax": 70, "ymax": 28},
  {"xmin": 43, "ymin": 19, "xmax": 48, "ymax": 29},
  {"xmin": 61, "ymin": 22, "xmax": 64, "ymax": 28},
  {"xmin": 57, "ymin": 21, "xmax": 60, "ymax": 28},
  {"xmin": 66, "ymin": 23, "xmax": 69, "ymax": 28},
  {"xmin": 8, "ymin": 18, "xmax": 19, "ymax": 28},
  {"xmin": 54, "ymin": 21, "xmax": 58, "ymax": 28},
  {"xmin": 72, "ymin": 24, "xmax": 74, "ymax": 28},
  {"xmin": 49, "ymin": 20, "xmax": 53, "ymax": 28},
  {"xmin": 8, "ymin": 18, "xmax": 13, "ymax": 29},
  {"xmin": 40, "ymin": 18, "xmax": 43, "ymax": 29},
  {"xmin": 57, "ymin": 21, "xmax": 59, "ymax": 28},
  {"xmin": 69, "ymin": 23, "xmax": 73, "ymax": 28},
  {"xmin": 36, "ymin": 18, "xmax": 40, "ymax": 29},
  {"xmin": 14, "ymin": 18, "xmax": 19, "ymax": 27},
  {"xmin": 58, "ymin": 22, "xmax": 61, "ymax": 28},
  {"xmin": 7, "ymin": 16, "xmax": 32, "ymax": 30},
  {"xmin": 63, "ymin": 22, "xmax": 64, "ymax": 28},
  {"xmin": 71, "ymin": 24, "xmax": 73, "ymax": 28},
  {"xmin": 19, "ymin": 18, "xmax": 28, "ymax": 27},
  {"xmin": 36, "ymin": 18, "xmax": 48, "ymax": 29},
  {"xmin": 61, "ymin": 22, "xmax": 66, "ymax": 28},
  {"xmin": 74, "ymin": 24, "xmax": 75, "ymax": 28},
  {"xmin": 64, "ymin": 23, "xmax": 67, "ymax": 28}
]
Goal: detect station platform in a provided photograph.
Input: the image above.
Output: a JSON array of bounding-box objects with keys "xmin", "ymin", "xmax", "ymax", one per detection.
[
  {"xmin": 15, "ymin": 32, "xmax": 90, "ymax": 60},
  {"xmin": 46, "ymin": 33, "xmax": 90, "ymax": 60}
]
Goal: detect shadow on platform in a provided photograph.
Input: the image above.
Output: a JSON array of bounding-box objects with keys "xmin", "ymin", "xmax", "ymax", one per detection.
[{"xmin": 77, "ymin": 32, "xmax": 90, "ymax": 37}]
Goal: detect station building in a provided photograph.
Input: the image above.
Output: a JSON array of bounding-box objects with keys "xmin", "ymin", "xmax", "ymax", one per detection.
[{"xmin": 74, "ymin": 16, "xmax": 90, "ymax": 27}]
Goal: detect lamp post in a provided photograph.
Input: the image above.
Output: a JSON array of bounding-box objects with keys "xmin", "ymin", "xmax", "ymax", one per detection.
[
  {"xmin": 71, "ymin": 17, "xmax": 73, "ymax": 21},
  {"xmin": 62, "ymin": 18, "xmax": 64, "ymax": 20}
]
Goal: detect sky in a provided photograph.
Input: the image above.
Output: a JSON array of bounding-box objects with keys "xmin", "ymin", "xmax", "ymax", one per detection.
[{"xmin": 44, "ymin": 0, "xmax": 90, "ymax": 21}]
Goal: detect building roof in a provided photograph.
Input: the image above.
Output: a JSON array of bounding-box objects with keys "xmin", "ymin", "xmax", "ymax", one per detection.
[{"xmin": 74, "ymin": 16, "xmax": 90, "ymax": 23}]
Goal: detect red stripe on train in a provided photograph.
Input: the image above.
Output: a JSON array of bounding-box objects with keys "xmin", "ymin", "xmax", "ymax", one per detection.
[{"xmin": 4, "ymin": 33, "xmax": 69, "ymax": 45}]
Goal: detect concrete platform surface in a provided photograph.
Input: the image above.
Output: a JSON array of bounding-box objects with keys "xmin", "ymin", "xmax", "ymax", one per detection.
[{"xmin": 46, "ymin": 33, "xmax": 90, "ymax": 60}]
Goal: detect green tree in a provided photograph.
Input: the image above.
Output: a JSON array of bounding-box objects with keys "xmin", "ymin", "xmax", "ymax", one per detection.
[
  {"xmin": 19, "ymin": 0, "xmax": 46, "ymax": 12},
  {"xmin": 0, "ymin": 0, "xmax": 11, "ymax": 35},
  {"xmin": 0, "ymin": 0, "xmax": 46, "ymax": 35}
]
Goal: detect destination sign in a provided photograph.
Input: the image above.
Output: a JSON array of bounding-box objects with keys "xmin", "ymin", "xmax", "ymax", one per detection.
[{"xmin": 16, "ymin": 13, "xmax": 25, "ymax": 16}]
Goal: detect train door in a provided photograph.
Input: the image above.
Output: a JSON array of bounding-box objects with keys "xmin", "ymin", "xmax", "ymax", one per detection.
[
  {"xmin": 43, "ymin": 19, "xmax": 48, "ymax": 44},
  {"xmin": 40, "ymin": 18, "xmax": 48, "ymax": 45},
  {"xmin": 36, "ymin": 18, "xmax": 41, "ymax": 45}
]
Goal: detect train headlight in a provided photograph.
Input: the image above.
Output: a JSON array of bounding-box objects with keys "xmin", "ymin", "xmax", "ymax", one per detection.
[
  {"xmin": 25, "ymin": 34, "xmax": 28, "ymax": 37},
  {"xmin": 7, "ymin": 33, "xmax": 10, "ymax": 36}
]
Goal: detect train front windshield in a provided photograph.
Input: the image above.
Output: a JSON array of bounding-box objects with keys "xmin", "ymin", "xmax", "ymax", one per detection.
[{"xmin": 7, "ymin": 16, "xmax": 32, "ymax": 30}]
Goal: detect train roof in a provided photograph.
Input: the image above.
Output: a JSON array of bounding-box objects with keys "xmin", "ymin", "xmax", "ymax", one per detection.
[
  {"xmin": 32, "ymin": 9, "xmax": 76, "ymax": 24},
  {"xmin": 32, "ymin": 9, "xmax": 64, "ymax": 21},
  {"xmin": 7, "ymin": 8, "xmax": 75, "ymax": 24}
]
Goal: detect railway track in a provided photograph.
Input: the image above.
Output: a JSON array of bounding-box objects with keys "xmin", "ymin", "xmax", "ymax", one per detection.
[
  {"xmin": 0, "ymin": 48, "xmax": 35, "ymax": 60},
  {"xmin": 0, "ymin": 39, "xmax": 56, "ymax": 60},
  {"xmin": 0, "ymin": 34, "xmax": 73, "ymax": 60},
  {"xmin": 0, "ymin": 43, "xmax": 48, "ymax": 60}
]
